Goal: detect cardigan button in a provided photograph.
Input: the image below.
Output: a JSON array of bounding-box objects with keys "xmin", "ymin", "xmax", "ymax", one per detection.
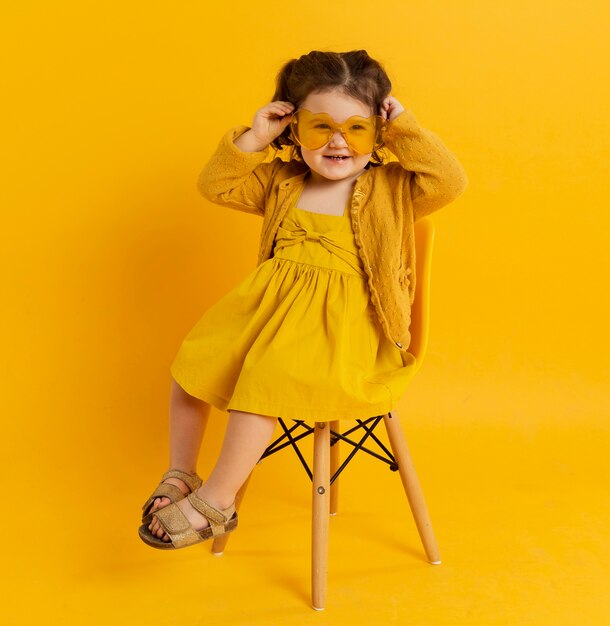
[{"xmin": 395, "ymin": 341, "xmax": 403, "ymax": 348}]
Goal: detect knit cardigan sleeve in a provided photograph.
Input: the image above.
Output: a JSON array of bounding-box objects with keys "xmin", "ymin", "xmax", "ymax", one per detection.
[
  {"xmin": 197, "ymin": 125, "xmax": 282, "ymax": 217},
  {"xmin": 381, "ymin": 109, "xmax": 469, "ymax": 220}
]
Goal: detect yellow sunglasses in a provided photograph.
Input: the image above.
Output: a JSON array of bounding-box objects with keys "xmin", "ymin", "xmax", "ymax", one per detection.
[{"xmin": 289, "ymin": 108, "xmax": 386, "ymax": 154}]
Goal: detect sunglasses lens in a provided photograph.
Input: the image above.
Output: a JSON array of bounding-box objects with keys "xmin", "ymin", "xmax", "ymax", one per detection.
[
  {"xmin": 291, "ymin": 110, "xmax": 383, "ymax": 153},
  {"xmin": 291, "ymin": 110, "xmax": 332, "ymax": 150},
  {"xmin": 344, "ymin": 117, "xmax": 379, "ymax": 154}
]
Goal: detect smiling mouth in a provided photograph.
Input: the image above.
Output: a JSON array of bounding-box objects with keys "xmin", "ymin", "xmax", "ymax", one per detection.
[{"xmin": 324, "ymin": 156, "xmax": 350, "ymax": 161}]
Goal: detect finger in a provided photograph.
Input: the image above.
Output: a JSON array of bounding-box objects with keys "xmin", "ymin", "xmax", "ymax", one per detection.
[
  {"xmin": 266, "ymin": 106, "xmax": 293, "ymax": 119},
  {"xmin": 269, "ymin": 102, "xmax": 294, "ymax": 112}
]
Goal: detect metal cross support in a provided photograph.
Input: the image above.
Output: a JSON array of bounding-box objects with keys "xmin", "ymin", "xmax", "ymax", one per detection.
[{"xmin": 258, "ymin": 416, "xmax": 399, "ymax": 483}]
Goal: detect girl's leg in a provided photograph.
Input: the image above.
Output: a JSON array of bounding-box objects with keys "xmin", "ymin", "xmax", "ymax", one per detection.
[
  {"xmin": 167, "ymin": 378, "xmax": 210, "ymax": 472},
  {"xmin": 146, "ymin": 378, "xmax": 211, "ymax": 518},
  {"xmin": 148, "ymin": 408, "xmax": 278, "ymax": 541}
]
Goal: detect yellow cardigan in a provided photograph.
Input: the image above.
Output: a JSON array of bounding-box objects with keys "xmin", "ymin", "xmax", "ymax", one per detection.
[{"xmin": 197, "ymin": 108, "xmax": 468, "ymax": 352}]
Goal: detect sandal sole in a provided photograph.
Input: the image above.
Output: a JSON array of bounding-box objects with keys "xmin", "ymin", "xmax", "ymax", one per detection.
[{"xmin": 138, "ymin": 513, "xmax": 238, "ymax": 550}]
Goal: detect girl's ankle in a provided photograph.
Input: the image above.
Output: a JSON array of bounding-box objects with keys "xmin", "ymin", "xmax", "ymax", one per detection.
[{"xmin": 196, "ymin": 486, "xmax": 235, "ymax": 510}]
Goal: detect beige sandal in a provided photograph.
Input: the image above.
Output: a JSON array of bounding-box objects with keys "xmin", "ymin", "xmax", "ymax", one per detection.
[
  {"xmin": 138, "ymin": 491, "xmax": 238, "ymax": 550},
  {"xmin": 141, "ymin": 469, "xmax": 203, "ymax": 525}
]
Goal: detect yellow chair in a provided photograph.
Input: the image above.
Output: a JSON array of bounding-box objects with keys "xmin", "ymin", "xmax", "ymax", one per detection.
[{"xmin": 212, "ymin": 217, "xmax": 440, "ymax": 610}]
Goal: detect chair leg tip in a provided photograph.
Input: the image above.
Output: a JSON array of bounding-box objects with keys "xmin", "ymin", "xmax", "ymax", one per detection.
[
  {"xmin": 312, "ymin": 605, "xmax": 325, "ymax": 611},
  {"xmin": 429, "ymin": 560, "xmax": 441, "ymax": 565},
  {"xmin": 212, "ymin": 551, "xmax": 224, "ymax": 557}
]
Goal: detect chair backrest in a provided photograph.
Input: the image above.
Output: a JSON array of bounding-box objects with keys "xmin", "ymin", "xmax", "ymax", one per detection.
[{"xmin": 407, "ymin": 217, "xmax": 435, "ymax": 375}]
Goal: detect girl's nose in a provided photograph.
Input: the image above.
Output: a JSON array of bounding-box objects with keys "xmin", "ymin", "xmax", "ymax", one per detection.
[{"xmin": 328, "ymin": 130, "xmax": 348, "ymax": 148}]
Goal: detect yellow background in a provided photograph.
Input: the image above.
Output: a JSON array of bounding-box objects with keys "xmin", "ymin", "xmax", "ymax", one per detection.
[{"xmin": 2, "ymin": 1, "xmax": 609, "ymax": 624}]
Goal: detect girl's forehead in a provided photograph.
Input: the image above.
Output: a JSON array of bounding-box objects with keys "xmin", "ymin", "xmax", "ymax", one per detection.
[{"xmin": 300, "ymin": 90, "xmax": 373, "ymax": 120}]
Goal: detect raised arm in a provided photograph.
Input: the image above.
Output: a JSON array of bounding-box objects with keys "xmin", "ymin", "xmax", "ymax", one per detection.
[
  {"xmin": 197, "ymin": 126, "xmax": 278, "ymax": 217},
  {"xmin": 380, "ymin": 105, "xmax": 469, "ymax": 220},
  {"xmin": 197, "ymin": 101, "xmax": 296, "ymax": 217}
]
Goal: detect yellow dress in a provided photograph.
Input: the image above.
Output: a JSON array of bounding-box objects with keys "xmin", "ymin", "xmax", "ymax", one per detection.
[{"xmin": 170, "ymin": 198, "xmax": 417, "ymax": 422}]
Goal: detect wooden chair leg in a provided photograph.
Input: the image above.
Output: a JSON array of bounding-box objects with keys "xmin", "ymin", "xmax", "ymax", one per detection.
[
  {"xmin": 383, "ymin": 410, "xmax": 441, "ymax": 564},
  {"xmin": 211, "ymin": 470, "xmax": 254, "ymax": 555},
  {"xmin": 329, "ymin": 420, "xmax": 340, "ymax": 515},
  {"xmin": 312, "ymin": 421, "xmax": 330, "ymax": 611}
]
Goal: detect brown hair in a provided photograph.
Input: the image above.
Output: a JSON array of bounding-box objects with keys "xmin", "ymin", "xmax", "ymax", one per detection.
[{"xmin": 270, "ymin": 50, "xmax": 392, "ymax": 165}]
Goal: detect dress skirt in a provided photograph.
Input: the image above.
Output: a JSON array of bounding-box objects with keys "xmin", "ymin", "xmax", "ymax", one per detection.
[{"xmin": 170, "ymin": 198, "xmax": 417, "ymax": 422}]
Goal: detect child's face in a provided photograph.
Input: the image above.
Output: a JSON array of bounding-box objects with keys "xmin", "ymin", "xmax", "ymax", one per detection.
[{"xmin": 297, "ymin": 89, "xmax": 374, "ymax": 183}]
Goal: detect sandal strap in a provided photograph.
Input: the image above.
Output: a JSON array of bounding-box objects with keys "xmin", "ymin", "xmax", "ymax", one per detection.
[
  {"xmin": 154, "ymin": 502, "xmax": 202, "ymax": 548},
  {"xmin": 153, "ymin": 493, "xmax": 237, "ymax": 548},
  {"xmin": 161, "ymin": 469, "xmax": 203, "ymax": 493},
  {"xmin": 187, "ymin": 492, "xmax": 236, "ymax": 537},
  {"xmin": 141, "ymin": 469, "xmax": 202, "ymax": 513},
  {"xmin": 142, "ymin": 483, "xmax": 185, "ymax": 512}
]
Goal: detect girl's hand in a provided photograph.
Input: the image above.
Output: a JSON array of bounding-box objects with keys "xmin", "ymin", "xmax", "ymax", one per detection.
[
  {"xmin": 251, "ymin": 101, "xmax": 295, "ymax": 146},
  {"xmin": 380, "ymin": 96, "xmax": 405, "ymax": 122}
]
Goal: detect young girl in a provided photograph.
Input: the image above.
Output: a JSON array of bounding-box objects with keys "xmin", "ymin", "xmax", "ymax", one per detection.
[{"xmin": 139, "ymin": 49, "xmax": 468, "ymax": 550}]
